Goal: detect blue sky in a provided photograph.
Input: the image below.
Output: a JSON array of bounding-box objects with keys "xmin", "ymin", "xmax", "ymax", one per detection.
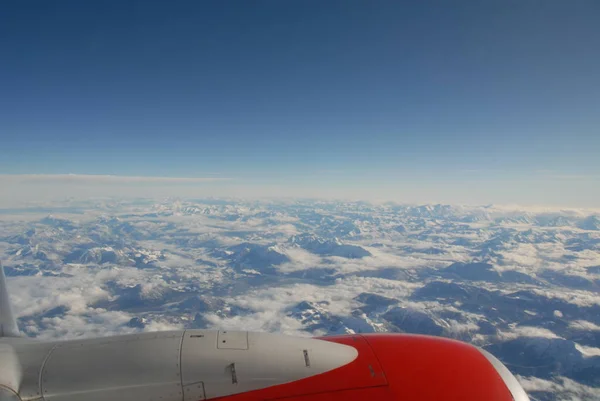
[{"xmin": 1, "ymin": 1, "xmax": 599, "ymax": 206}]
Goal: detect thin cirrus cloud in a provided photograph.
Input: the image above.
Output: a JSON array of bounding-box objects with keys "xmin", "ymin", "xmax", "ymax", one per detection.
[
  {"xmin": 0, "ymin": 174, "xmax": 234, "ymax": 207},
  {"xmin": 0, "ymin": 174, "xmax": 232, "ymax": 185}
]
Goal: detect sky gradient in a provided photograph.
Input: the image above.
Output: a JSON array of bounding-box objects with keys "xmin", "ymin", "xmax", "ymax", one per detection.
[{"xmin": 1, "ymin": 1, "xmax": 599, "ymax": 206}]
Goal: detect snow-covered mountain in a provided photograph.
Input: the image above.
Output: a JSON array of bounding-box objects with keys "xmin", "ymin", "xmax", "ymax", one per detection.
[
  {"xmin": 1, "ymin": 199, "xmax": 599, "ymax": 400},
  {"xmin": 289, "ymin": 234, "xmax": 371, "ymax": 258}
]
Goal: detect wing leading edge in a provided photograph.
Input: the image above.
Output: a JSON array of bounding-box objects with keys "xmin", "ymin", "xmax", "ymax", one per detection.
[{"xmin": 0, "ymin": 262, "xmax": 20, "ymax": 337}]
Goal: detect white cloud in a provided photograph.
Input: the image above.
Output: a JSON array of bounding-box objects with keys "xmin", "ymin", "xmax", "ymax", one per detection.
[
  {"xmin": 517, "ymin": 376, "xmax": 600, "ymax": 400},
  {"xmin": 10, "ymin": 275, "xmax": 112, "ymax": 317},
  {"xmin": 204, "ymin": 311, "xmax": 308, "ymax": 337},
  {"xmin": 196, "ymin": 276, "xmax": 418, "ymax": 336},
  {"xmin": 445, "ymin": 320, "xmax": 479, "ymax": 336},
  {"xmin": 574, "ymin": 343, "xmax": 600, "ymax": 357},
  {"xmin": 499, "ymin": 326, "xmax": 561, "ymax": 340},
  {"xmin": 277, "ymin": 248, "xmax": 324, "ymax": 273},
  {"xmin": 530, "ymin": 288, "xmax": 600, "ymax": 308},
  {"xmin": 35, "ymin": 309, "xmax": 135, "ymax": 340},
  {"xmin": 143, "ymin": 320, "xmax": 184, "ymax": 332},
  {"xmin": 497, "ymin": 244, "xmax": 540, "ymax": 268},
  {"xmin": 568, "ymin": 320, "xmax": 600, "ymax": 332}
]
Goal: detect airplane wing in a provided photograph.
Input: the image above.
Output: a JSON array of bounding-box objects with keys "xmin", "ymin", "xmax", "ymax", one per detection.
[{"xmin": 0, "ymin": 262, "xmax": 19, "ymax": 338}]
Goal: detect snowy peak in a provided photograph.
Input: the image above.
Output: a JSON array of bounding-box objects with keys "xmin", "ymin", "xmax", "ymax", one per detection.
[
  {"xmin": 213, "ymin": 242, "xmax": 290, "ymax": 272},
  {"xmin": 286, "ymin": 301, "xmax": 353, "ymax": 335},
  {"xmin": 578, "ymin": 215, "xmax": 600, "ymax": 231},
  {"xmin": 289, "ymin": 234, "xmax": 371, "ymax": 258}
]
